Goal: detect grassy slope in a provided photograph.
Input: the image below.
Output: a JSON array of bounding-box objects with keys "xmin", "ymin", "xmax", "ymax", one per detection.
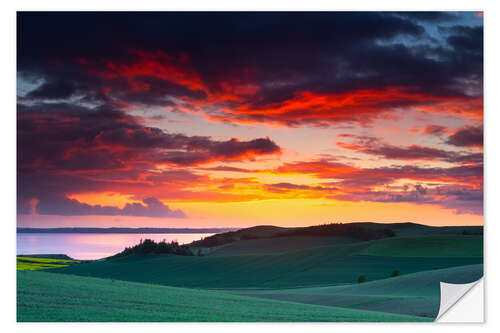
[
  {"xmin": 223, "ymin": 264, "xmax": 483, "ymax": 318},
  {"xmin": 50, "ymin": 236, "xmax": 483, "ymax": 288},
  {"xmin": 17, "ymin": 270, "xmax": 429, "ymax": 322},
  {"xmin": 190, "ymin": 223, "xmax": 483, "ymax": 250},
  {"xmin": 207, "ymin": 235, "xmax": 357, "ymax": 256},
  {"xmin": 359, "ymin": 235, "xmax": 483, "ymax": 257},
  {"xmin": 348, "ymin": 222, "xmax": 482, "ymax": 237},
  {"xmin": 204, "ymin": 234, "xmax": 482, "ymax": 257}
]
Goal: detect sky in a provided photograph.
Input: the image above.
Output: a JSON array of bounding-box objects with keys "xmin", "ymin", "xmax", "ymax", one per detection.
[{"xmin": 17, "ymin": 12, "xmax": 483, "ymax": 228}]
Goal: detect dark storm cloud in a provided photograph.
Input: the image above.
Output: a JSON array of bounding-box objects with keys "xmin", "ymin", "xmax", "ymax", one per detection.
[
  {"xmin": 53, "ymin": 149, "xmax": 125, "ymax": 171},
  {"xmin": 447, "ymin": 125, "xmax": 483, "ymax": 147},
  {"xmin": 265, "ymin": 159, "xmax": 482, "ymax": 214},
  {"xmin": 23, "ymin": 194, "xmax": 186, "ymax": 218},
  {"xmin": 95, "ymin": 127, "xmax": 280, "ymax": 165},
  {"xmin": 25, "ymin": 80, "xmax": 78, "ymax": 100},
  {"xmin": 360, "ymin": 144, "xmax": 482, "ymax": 164},
  {"xmin": 18, "ymin": 102, "xmax": 281, "ymax": 171},
  {"xmin": 121, "ymin": 197, "xmax": 186, "ymax": 218},
  {"xmin": 16, "ymin": 12, "xmax": 483, "ymax": 218},
  {"xmin": 443, "ymin": 25, "xmax": 483, "ymax": 54},
  {"xmin": 336, "ymin": 134, "xmax": 482, "ymax": 164},
  {"xmin": 333, "ymin": 185, "xmax": 483, "ymax": 215},
  {"xmin": 395, "ymin": 12, "xmax": 460, "ymax": 22},
  {"xmin": 17, "ymin": 12, "xmax": 424, "ymax": 67},
  {"xmin": 17, "ymin": 100, "xmax": 281, "ymax": 216},
  {"xmin": 17, "ymin": 12, "xmax": 483, "ymax": 126},
  {"xmin": 272, "ymin": 158, "xmax": 482, "ymax": 188},
  {"xmin": 336, "ymin": 164, "xmax": 482, "ymax": 189},
  {"xmin": 273, "ymin": 158, "xmax": 482, "ymax": 191}
]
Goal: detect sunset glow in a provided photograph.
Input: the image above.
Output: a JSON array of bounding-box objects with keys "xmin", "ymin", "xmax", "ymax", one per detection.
[{"xmin": 17, "ymin": 12, "xmax": 483, "ymax": 228}]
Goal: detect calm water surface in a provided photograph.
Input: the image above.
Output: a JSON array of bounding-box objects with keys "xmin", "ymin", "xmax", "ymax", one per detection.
[{"xmin": 17, "ymin": 233, "xmax": 213, "ymax": 260}]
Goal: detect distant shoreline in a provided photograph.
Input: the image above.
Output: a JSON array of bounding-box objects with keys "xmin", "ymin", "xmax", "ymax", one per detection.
[{"xmin": 17, "ymin": 227, "xmax": 239, "ymax": 234}]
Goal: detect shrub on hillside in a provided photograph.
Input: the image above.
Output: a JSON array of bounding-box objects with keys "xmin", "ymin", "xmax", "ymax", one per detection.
[
  {"xmin": 357, "ymin": 274, "xmax": 367, "ymax": 283},
  {"xmin": 391, "ymin": 269, "xmax": 400, "ymax": 277}
]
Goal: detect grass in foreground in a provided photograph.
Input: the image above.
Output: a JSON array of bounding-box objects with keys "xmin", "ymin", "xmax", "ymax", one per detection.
[
  {"xmin": 223, "ymin": 264, "xmax": 483, "ymax": 318},
  {"xmin": 17, "ymin": 270, "xmax": 430, "ymax": 322}
]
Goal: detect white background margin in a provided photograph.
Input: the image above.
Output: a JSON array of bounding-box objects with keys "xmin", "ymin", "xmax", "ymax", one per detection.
[{"xmin": 1, "ymin": 0, "xmax": 497, "ymax": 331}]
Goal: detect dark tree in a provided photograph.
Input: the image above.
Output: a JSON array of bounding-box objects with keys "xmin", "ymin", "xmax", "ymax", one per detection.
[{"xmin": 391, "ymin": 269, "xmax": 400, "ymax": 277}]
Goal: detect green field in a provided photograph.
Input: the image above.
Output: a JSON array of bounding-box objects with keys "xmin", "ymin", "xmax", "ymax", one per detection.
[
  {"xmin": 17, "ymin": 223, "xmax": 484, "ymax": 322},
  {"xmin": 17, "ymin": 270, "xmax": 430, "ymax": 322},
  {"xmin": 222, "ymin": 264, "xmax": 483, "ymax": 318},
  {"xmin": 49, "ymin": 236, "xmax": 482, "ymax": 288},
  {"xmin": 206, "ymin": 235, "xmax": 357, "ymax": 256},
  {"xmin": 358, "ymin": 235, "xmax": 483, "ymax": 257},
  {"xmin": 347, "ymin": 222, "xmax": 483, "ymax": 237},
  {"xmin": 17, "ymin": 256, "xmax": 79, "ymax": 271}
]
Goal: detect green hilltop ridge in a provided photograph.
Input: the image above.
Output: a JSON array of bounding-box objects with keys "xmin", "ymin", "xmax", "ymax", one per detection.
[
  {"xmin": 189, "ymin": 222, "xmax": 397, "ymax": 248},
  {"xmin": 188, "ymin": 222, "xmax": 482, "ymax": 254},
  {"xmin": 358, "ymin": 235, "xmax": 483, "ymax": 257}
]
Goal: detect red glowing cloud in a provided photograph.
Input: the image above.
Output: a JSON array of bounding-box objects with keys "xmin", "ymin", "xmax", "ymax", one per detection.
[{"xmin": 17, "ymin": 12, "xmax": 483, "ymax": 224}]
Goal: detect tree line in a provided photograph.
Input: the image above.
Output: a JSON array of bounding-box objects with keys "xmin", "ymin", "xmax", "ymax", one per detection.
[{"xmin": 113, "ymin": 239, "xmax": 194, "ymax": 257}]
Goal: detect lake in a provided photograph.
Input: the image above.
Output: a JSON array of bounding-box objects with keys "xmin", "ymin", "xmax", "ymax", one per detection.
[{"xmin": 17, "ymin": 233, "xmax": 213, "ymax": 260}]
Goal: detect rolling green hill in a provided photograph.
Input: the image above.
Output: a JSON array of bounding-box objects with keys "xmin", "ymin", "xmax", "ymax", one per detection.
[
  {"xmin": 223, "ymin": 264, "xmax": 483, "ymax": 318},
  {"xmin": 50, "ymin": 236, "xmax": 482, "ymax": 288},
  {"xmin": 204, "ymin": 234, "xmax": 482, "ymax": 257},
  {"xmin": 189, "ymin": 223, "xmax": 482, "ymax": 254},
  {"xmin": 206, "ymin": 235, "xmax": 357, "ymax": 256},
  {"xmin": 347, "ymin": 222, "xmax": 482, "ymax": 237},
  {"xmin": 358, "ymin": 235, "xmax": 483, "ymax": 257},
  {"xmin": 17, "ymin": 270, "xmax": 430, "ymax": 322},
  {"xmin": 189, "ymin": 223, "xmax": 396, "ymax": 249}
]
